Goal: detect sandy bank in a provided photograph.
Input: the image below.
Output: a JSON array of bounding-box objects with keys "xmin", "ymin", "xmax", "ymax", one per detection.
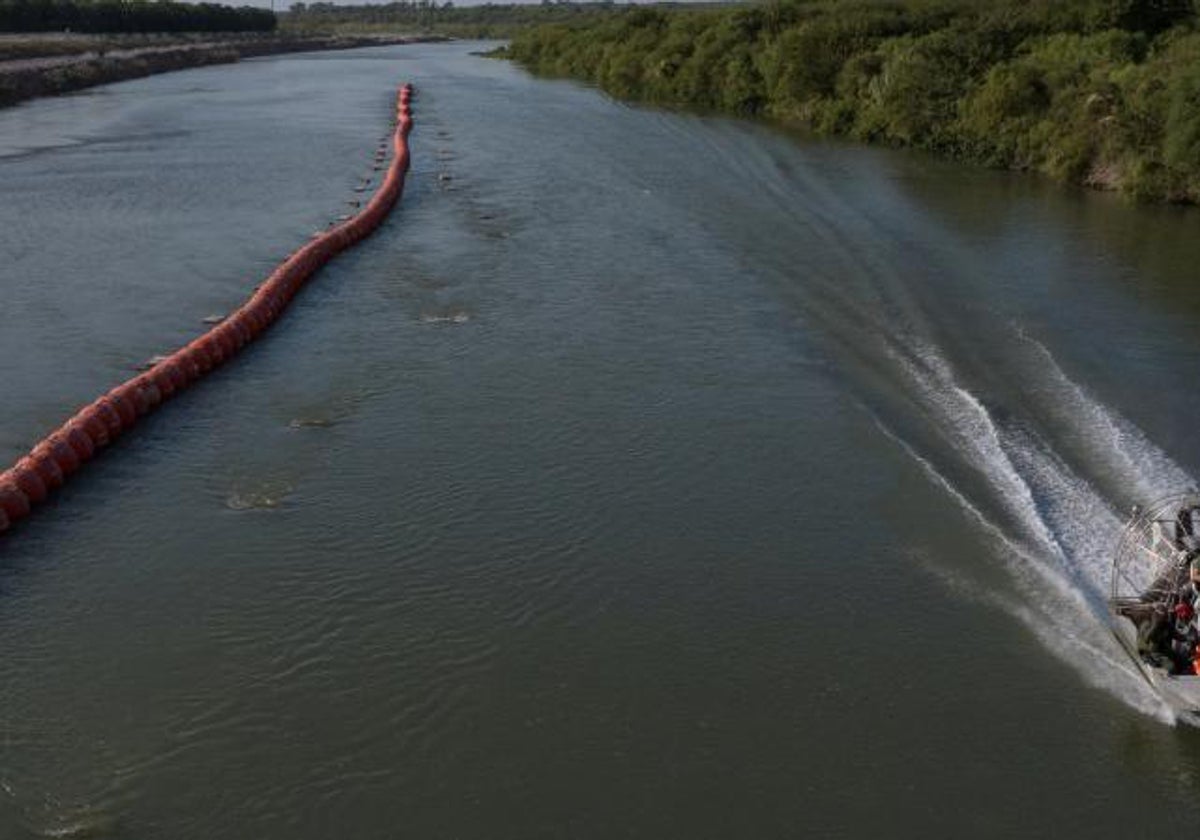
[{"xmin": 0, "ymin": 34, "xmax": 443, "ymax": 108}]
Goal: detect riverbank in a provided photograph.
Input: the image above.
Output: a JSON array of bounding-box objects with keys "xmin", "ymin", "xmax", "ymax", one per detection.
[
  {"xmin": 505, "ymin": 0, "xmax": 1200, "ymax": 205},
  {"xmin": 0, "ymin": 33, "xmax": 444, "ymax": 109}
]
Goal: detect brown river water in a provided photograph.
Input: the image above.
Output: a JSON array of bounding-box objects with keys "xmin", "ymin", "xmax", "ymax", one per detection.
[{"xmin": 2, "ymin": 41, "xmax": 1200, "ymax": 839}]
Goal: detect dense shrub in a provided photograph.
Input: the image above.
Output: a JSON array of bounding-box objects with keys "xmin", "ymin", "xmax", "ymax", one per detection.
[
  {"xmin": 283, "ymin": 2, "xmax": 625, "ymax": 41},
  {"xmin": 507, "ymin": 0, "xmax": 1200, "ymax": 202},
  {"xmin": 0, "ymin": 0, "xmax": 276, "ymax": 33}
]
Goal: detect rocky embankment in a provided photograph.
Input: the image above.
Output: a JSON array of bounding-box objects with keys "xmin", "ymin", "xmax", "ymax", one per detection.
[{"xmin": 0, "ymin": 34, "xmax": 440, "ymax": 108}]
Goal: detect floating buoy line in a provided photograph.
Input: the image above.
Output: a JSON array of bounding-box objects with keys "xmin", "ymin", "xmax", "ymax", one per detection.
[{"xmin": 0, "ymin": 83, "xmax": 416, "ymax": 536}]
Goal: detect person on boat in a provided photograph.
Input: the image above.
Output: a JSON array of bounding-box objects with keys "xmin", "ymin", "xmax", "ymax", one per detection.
[
  {"xmin": 1171, "ymin": 600, "xmax": 1200, "ymax": 673},
  {"xmin": 1138, "ymin": 599, "xmax": 1197, "ymax": 674},
  {"xmin": 1136, "ymin": 561, "xmax": 1200, "ymax": 674},
  {"xmin": 1138, "ymin": 602, "xmax": 1182, "ymax": 672},
  {"xmin": 1181, "ymin": 560, "xmax": 1200, "ymax": 673}
]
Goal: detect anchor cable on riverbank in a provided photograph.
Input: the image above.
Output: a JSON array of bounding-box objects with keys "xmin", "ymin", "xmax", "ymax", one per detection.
[{"xmin": 0, "ymin": 82, "xmax": 415, "ymax": 535}]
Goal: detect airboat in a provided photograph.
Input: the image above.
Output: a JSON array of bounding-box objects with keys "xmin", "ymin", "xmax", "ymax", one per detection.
[{"xmin": 1110, "ymin": 492, "xmax": 1200, "ymax": 712}]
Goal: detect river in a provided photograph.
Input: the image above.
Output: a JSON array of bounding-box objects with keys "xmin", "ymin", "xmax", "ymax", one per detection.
[{"xmin": 2, "ymin": 41, "xmax": 1200, "ymax": 839}]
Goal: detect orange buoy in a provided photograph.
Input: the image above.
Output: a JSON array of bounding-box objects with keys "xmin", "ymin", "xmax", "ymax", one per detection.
[
  {"xmin": 76, "ymin": 409, "xmax": 111, "ymax": 448},
  {"xmin": 186, "ymin": 342, "xmax": 214, "ymax": 374},
  {"xmin": 0, "ymin": 479, "xmax": 31, "ymax": 521},
  {"xmin": 26, "ymin": 450, "xmax": 64, "ymax": 490},
  {"xmin": 212, "ymin": 329, "xmax": 236, "ymax": 359},
  {"xmin": 9, "ymin": 460, "xmax": 48, "ymax": 504},
  {"xmin": 177, "ymin": 350, "xmax": 204, "ymax": 380},
  {"xmin": 229, "ymin": 318, "xmax": 253, "ymax": 348},
  {"xmin": 42, "ymin": 436, "xmax": 81, "ymax": 476},
  {"xmin": 149, "ymin": 367, "xmax": 176, "ymax": 400},
  {"xmin": 140, "ymin": 379, "xmax": 163, "ymax": 410},
  {"xmin": 91, "ymin": 398, "xmax": 125, "ymax": 437},
  {"xmin": 205, "ymin": 336, "xmax": 229, "ymax": 365},
  {"xmin": 108, "ymin": 391, "xmax": 138, "ymax": 427},
  {"xmin": 240, "ymin": 309, "xmax": 263, "ymax": 336},
  {"xmin": 115, "ymin": 382, "xmax": 150, "ymax": 416},
  {"xmin": 157, "ymin": 364, "xmax": 184, "ymax": 396},
  {"xmin": 63, "ymin": 424, "xmax": 96, "ymax": 462},
  {"xmin": 0, "ymin": 84, "xmax": 416, "ymax": 535}
]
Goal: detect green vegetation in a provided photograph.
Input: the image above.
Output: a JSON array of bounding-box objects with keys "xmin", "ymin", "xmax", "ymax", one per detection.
[
  {"xmin": 507, "ymin": 0, "xmax": 1200, "ymax": 203},
  {"xmin": 0, "ymin": 0, "xmax": 276, "ymax": 34},
  {"xmin": 283, "ymin": 2, "xmax": 624, "ymax": 40}
]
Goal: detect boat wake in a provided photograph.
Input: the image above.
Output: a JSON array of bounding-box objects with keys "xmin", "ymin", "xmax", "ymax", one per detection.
[
  {"xmin": 869, "ymin": 333, "xmax": 1184, "ymax": 723},
  {"xmin": 649, "ymin": 113, "xmax": 1197, "ymax": 722}
]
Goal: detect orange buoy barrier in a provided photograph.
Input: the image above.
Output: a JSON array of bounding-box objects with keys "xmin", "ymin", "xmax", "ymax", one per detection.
[{"xmin": 0, "ymin": 83, "xmax": 415, "ymax": 537}]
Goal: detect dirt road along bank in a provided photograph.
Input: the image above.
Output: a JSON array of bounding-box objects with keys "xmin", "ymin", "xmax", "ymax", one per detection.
[{"xmin": 0, "ymin": 34, "xmax": 442, "ymax": 108}]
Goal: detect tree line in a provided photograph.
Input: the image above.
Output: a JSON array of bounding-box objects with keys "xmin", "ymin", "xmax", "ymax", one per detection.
[
  {"xmin": 0, "ymin": 0, "xmax": 277, "ymax": 33},
  {"xmin": 283, "ymin": 2, "xmax": 625, "ymax": 39},
  {"xmin": 506, "ymin": 0, "xmax": 1200, "ymax": 203}
]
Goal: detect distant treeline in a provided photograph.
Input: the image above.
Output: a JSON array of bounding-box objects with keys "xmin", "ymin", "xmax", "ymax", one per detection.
[
  {"xmin": 0, "ymin": 0, "xmax": 277, "ymax": 33},
  {"xmin": 283, "ymin": 1, "xmax": 628, "ymax": 39},
  {"xmin": 508, "ymin": 0, "xmax": 1200, "ymax": 203}
]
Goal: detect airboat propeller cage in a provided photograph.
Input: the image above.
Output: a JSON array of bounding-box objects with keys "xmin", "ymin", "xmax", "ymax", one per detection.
[{"xmin": 1112, "ymin": 492, "xmax": 1200, "ymax": 605}]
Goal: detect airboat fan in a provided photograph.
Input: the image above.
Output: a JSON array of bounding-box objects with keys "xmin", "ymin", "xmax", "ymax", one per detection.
[{"xmin": 1112, "ymin": 493, "xmax": 1200, "ymax": 606}]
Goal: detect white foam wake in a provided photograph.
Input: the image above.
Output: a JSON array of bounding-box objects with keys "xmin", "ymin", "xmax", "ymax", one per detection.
[
  {"xmin": 1014, "ymin": 329, "xmax": 1194, "ymax": 502},
  {"xmin": 874, "ymin": 331, "xmax": 1190, "ymax": 722}
]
